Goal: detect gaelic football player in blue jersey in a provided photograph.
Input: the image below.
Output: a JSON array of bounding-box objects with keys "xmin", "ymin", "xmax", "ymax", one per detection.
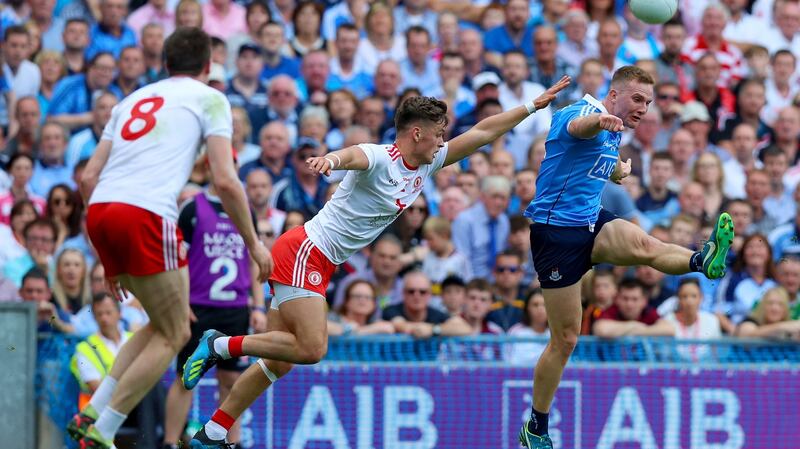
[{"xmin": 518, "ymin": 66, "xmax": 734, "ymax": 448}]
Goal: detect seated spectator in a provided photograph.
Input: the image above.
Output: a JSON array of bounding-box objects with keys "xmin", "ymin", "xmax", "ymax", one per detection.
[
  {"xmin": 768, "ymin": 188, "xmax": 800, "ymax": 261},
  {"xmin": 692, "ymin": 152, "xmax": 727, "ymax": 220},
  {"xmin": 47, "ymin": 52, "xmax": 119, "ymax": 132},
  {"xmin": 245, "ymin": 168, "xmax": 286, "ymax": 234},
  {"xmin": 2, "ymin": 97, "xmax": 41, "ymax": 163},
  {"xmin": 581, "ymin": 268, "xmax": 617, "ymax": 335},
  {"xmin": 70, "ymin": 292, "xmax": 131, "ymax": 409},
  {"xmin": 682, "ymin": 4, "xmax": 745, "ymax": 89},
  {"xmin": 668, "ymin": 214, "xmax": 700, "ymax": 250},
  {"xmin": 385, "ymin": 271, "xmax": 471, "ymax": 338},
  {"xmin": 483, "ymin": 0, "xmax": 535, "ymax": 67},
  {"xmin": 287, "ymin": 0, "xmax": 327, "ymax": 57},
  {"xmin": 0, "ymin": 154, "xmax": 46, "ymax": 223},
  {"xmin": 418, "ymin": 217, "xmax": 472, "ymax": 292},
  {"xmin": 722, "ymin": 123, "xmax": 758, "ymax": 199},
  {"xmin": 453, "ymin": 176, "xmax": 511, "ymax": 279},
  {"xmin": 0, "ymin": 199, "xmax": 37, "ymax": 269},
  {"xmin": 52, "ymin": 248, "xmax": 90, "ymax": 315},
  {"xmin": 258, "ymin": 21, "xmax": 301, "ymax": 83},
  {"xmin": 507, "ymin": 289, "xmax": 550, "ymax": 366},
  {"xmin": 64, "ymin": 91, "xmax": 117, "ymax": 168},
  {"xmin": 388, "ymin": 194, "xmax": 428, "ymax": 266},
  {"xmin": 714, "ymin": 233, "xmax": 778, "ymax": 334},
  {"xmin": 3, "ymin": 217, "xmax": 57, "ymax": 287},
  {"xmin": 486, "ymin": 250, "xmax": 526, "ymax": 332},
  {"xmin": 736, "ymin": 287, "xmax": 800, "ymax": 339},
  {"xmin": 507, "ymin": 215, "xmax": 536, "ymax": 288},
  {"xmin": 461, "ymin": 279, "xmax": 503, "ymax": 335},
  {"xmin": 73, "ymin": 264, "xmax": 149, "ymax": 337},
  {"xmin": 636, "ymin": 265, "xmax": 674, "ymax": 309},
  {"xmin": 271, "ymin": 137, "xmax": 328, "ymax": 218},
  {"xmin": 45, "ymin": 184, "xmax": 81, "ymax": 247},
  {"xmin": 3, "ymin": 25, "xmax": 41, "ymax": 98},
  {"xmin": 229, "ymin": 108, "xmax": 260, "ymax": 165},
  {"xmin": 432, "ymin": 275, "xmax": 466, "ymax": 316},
  {"xmin": 21, "ymin": 267, "xmax": 74, "ymax": 334},
  {"xmin": 334, "ymin": 235, "xmax": 404, "ymax": 313},
  {"xmin": 593, "ymin": 278, "xmax": 675, "ymax": 337},
  {"xmin": 636, "ymin": 152, "xmax": 679, "ymax": 228},
  {"xmin": 662, "ymin": 278, "xmax": 722, "ymax": 361},
  {"xmin": 30, "ymin": 123, "xmax": 75, "ymax": 197},
  {"xmin": 327, "ymin": 280, "xmax": 395, "ymax": 336},
  {"xmin": 773, "ymin": 258, "xmax": 800, "ymax": 319},
  {"xmin": 126, "ymin": 0, "xmax": 175, "ymax": 42},
  {"xmin": 761, "ymin": 146, "xmax": 796, "ymax": 225},
  {"xmin": 238, "ymin": 121, "xmax": 294, "ymax": 182},
  {"xmin": 176, "ymin": 0, "xmax": 204, "ymax": 28},
  {"xmin": 85, "ymin": 0, "xmax": 136, "ymax": 59}
]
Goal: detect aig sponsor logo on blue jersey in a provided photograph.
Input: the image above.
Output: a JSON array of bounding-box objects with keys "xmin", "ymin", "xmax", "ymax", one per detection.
[{"xmin": 587, "ymin": 154, "xmax": 618, "ymax": 181}]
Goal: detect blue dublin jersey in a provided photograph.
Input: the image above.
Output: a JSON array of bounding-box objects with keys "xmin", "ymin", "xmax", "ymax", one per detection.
[{"xmin": 525, "ymin": 95, "xmax": 622, "ymax": 227}]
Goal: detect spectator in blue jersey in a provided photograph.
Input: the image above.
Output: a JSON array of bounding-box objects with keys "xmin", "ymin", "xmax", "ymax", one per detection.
[
  {"xmin": 226, "ymin": 43, "xmax": 269, "ymax": 142},
  {"xmin": 769, "ymin": 192, "xmax": 800, "ymax": 261},
  {"xmin": 29, "ymin": 0, "xmax": 65, "ymax": 52},
  {"xmin": 483, "ymin": 0, "xmax": 536, "ymax": 68},
  {"xmin": 64, "ymin": 91, "xmax": 116, "ymax": 168},
  {"xmin": 373, "ymin": 59, "xmax": 402, "ymax": 124},
  {"xmin": 636, "ymin": 152, "xmax": 680, "ymax": 228},
  {"xmin": 393, "ymin": 0, "xmax": 437, "ymax": 39},
  {"xmin": 3, "ymin": 25, "xmax": 42, "ymax": 98},
  {"xmin": 430, "ymin": 53, "xmax": 475, "ymax": 120},
  {"xmin": 487, "ymin": 251, "xmax": 527, "ymax": 332},
  {"xmin": 618, "ymin": 5, "xmax": 661, "ymax": 64},
  {"xmin": 110, "ymin": 47, "xmax": 144, "ymax": 98},
  {"xmin": 4, "ymin": 218, "xmax": 57, "ymax": 287},
  {"xmin": 30, "ymin": 122, "xmax": 74, "ymax": 196},
  {"xmin": 761, "ymin": 146, "xmax": 796, "ymax": 225},
  {"xmin": 48, "ymin": 52, "xmax": 119, "ymax": 132},
  {"xmin": 21, "ymin": 267, "xmax": 74, "ymax": 334},
  {"xmin": 328, "ymin": 24, "xmax": 373, "ymax": 100},
  {"xmin": 321, "ymin": 0, "xmax": 364, "ymax": 41},
  {"xmin": 399, "ymin": 26, "xmax": 439, "ymax": 97},
  {"xmin": 272, "ymin": 137, "xmax": 329, "ymax": 218},
  {"xmin": 458, "ymin": 28, "xmax": 500, "ymax": 87},
  {"xmin": 453, "ymin": 176, "xmax": 511, "ymax": 280},
  {"xmin": 297, "ymin": 49, "xmax": 330, "ymax": 105},
  {"xmin": 85, "ymin": 0, "xmax": 136, "ymax": 60},
  {"xmin": 530, "ymin": 26, "xmax": 575, "ymax": 106},
  {"xmin": 61, "ymin": 18, "xmax": 89, "ymax": 75},
  {"xmin": 259, "ymin": 21, "xmax": 301, "ymax": 82},
  {"xmin": 238, "ymin": 121, "xmax": 294, "ymax": 183},
  {"xmin": 714, "ymin": 233, "xmax": 778, "ymax": 334},
  {"xmin": 34, "ymin": 50, "xmax": 66, "ymax": 119}
]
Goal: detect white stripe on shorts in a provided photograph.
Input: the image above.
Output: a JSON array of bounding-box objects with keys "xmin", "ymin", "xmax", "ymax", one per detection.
[
  {"xmin": 292, "ymin": 239, "xmax": 313, "ymax": 286},
  {"xmin": 298, "ymin": 240, "xmax": 315, "ymax": 288}
]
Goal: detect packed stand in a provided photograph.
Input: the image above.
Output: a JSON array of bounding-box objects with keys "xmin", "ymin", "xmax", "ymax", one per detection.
[{"xmin": 2, "ymin": 0, "xmax": 800, "ymax": 379}]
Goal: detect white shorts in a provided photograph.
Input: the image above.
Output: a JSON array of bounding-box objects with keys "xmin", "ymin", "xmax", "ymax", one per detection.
[{"xmin": 270, "ymin": 281, "xmax": 325, "ymax": 310}]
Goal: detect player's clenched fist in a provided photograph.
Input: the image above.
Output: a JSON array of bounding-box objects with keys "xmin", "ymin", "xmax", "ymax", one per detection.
[
  {"xmin": 306, "ymin": 156, "xmax": 334, "ymax": 176},
  {"xmin": 598, "ymin": 113, "xmax": 625, "ymax": 132},
  {"xmin": 611, "ymin": 158, "xmax": 632, "ymax": 184}
]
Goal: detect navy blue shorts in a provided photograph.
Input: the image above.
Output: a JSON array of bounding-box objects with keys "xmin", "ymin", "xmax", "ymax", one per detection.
[{"xmin": 530, "ymin": 209, "xmax": 619, "ymax": 289}]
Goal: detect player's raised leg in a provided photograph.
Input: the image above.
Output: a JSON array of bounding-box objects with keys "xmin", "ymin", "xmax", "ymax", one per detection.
[
  {"xmin": 188, "ymin": 306, "xmax": 295, "ymax": 448},
  {"xmin": 592, "ymin": 212, "xmax": 734, "ymax": 279},
  {"xmin": 520, "ymin": 282, "xmax": 582, "ymax": 449}
]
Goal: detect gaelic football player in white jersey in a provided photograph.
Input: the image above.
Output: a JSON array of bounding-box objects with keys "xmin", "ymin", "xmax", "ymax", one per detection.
[
  {"xmin": 181, "ymin": 77, "xmax": 572, "ymax": 447},
  {"xmin": 67, "ymin": 28, "xmax": 272, "ymax": 449}
]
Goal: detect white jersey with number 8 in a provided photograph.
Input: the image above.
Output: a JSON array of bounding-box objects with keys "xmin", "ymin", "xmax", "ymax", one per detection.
[{"xmin": 89, "ymin": 77, "xmax": 233, "ymax": 222}]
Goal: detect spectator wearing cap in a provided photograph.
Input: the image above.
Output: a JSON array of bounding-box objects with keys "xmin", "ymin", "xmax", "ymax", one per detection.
[
  {"xmin": 763, "ymin": 51, "xmax": 798, "ymax": 126},
  {"xmin": 3, "ymin": 26, "xmax": 41, "ymax": 98},
  {"xmin": 271, "ymin": 137, "xmax": 329, "ymax": 217},
  {"xmin": 328, "ymin": 24, "xmax": 373, "ymax": 100},
  {"xmin": 111, "ymin": 46, "xmax": 145, "ymax": 98},
  {"xmin": 126, "ymin": 0, "xmax": 175, "ymax": 41},
  {"xmin": 484, "ymin": 0, "xmax": 535, "ymax": 68},
  {"xmin": 682, "ymin": 4, "xmax": 746, "ymax": 88},
  {"xmin": 48, "ymin": 52, "xmax": 120, "ymax": 132},
  {"xmin": 239, "ymin": 121, "xmax": 293, "ymax": 183},
  {"xmin": 680, "ymin": 100, "xmax": 730, "ymax": 162},
  {"xmin": 297, "ymin": 49, "xmax": 331, "ymax": 105},
  {"xmin": 453, "ymin": 176, "xmax": 511, "ymax": 279},
  {"xmin": 399, "ymin": 26, "xmax": 439, "ymax": 97},
  {"xmin": 226, "ymin": 43, "xmax": 269, "ymax": 142},
  {"xmin": 258, "ymin": 21, "xmax": 301, "ymax": 83},
  {"xmin": 758, "ymin": 0, "xmax": 800, "ymax": 55},
  {"xmin": 722, "ymin": 0, "xmax": 768, "ymax": 48},
  {"xmin": 498, "ymin": 51, "xmax": 552, "ymax": 167},
  {"xmin": 202, "ymin": 0, "xmax": 247, "ymax": 41},
  {"xmin": 530, "ymin": 26, "xmax": 575, "ymax": 105},
  {"xmin": 85, "ymin": 0, "xmax": 136, "ymax": 60},
  {"xmin": 655, "ymin": 22, "xmax": 695, "ymax": 100},
  {"xmin": 452, "ymin": 71, "xmax": 500, "ymax": 136},
  {"xmin": 557, "ymin": 9, "xmax": 599, "ymax": 72},
  {"xmin": 141, "ymin": 23, "xmax": 167, "ymax": 84}
]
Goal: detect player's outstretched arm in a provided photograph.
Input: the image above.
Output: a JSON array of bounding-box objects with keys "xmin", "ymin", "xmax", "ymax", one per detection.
[
  {"xmin": 207, "ymin": 136, "xmax": 273, "ymax": 282},
  {"xmin": 568, "ymin": 113, "xmax": 624, "ymax": 139},
  {"xmin": 306, "ymin": 145, "xmax": 371, "ymax": 176},
  {"xmin": 444, "ymin": 75, "xmax": 571, "ymax": 166},
  {"xmin": 79, "ymin": 139, "xmax": 113, "ymax": 203}
]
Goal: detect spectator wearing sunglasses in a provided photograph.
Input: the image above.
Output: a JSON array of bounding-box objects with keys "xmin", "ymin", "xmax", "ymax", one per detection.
[{"xmin": 487, "ymin": 250, "xmax": 527, "ymax": 332}]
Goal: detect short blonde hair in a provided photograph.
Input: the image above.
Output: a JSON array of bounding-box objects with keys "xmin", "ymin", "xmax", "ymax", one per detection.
[
  {"xmin": 611, "ymin": 65, "xmax": 655, "ymax": 89},
  {"xmin": 422, "ymin": 216, "xmax": 451, "ymax": 239}
]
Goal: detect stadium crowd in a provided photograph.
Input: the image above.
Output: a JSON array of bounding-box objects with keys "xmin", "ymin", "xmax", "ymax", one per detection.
[{"xmin": 4, "ymin": 0, "xmax": 800, "ymax": 392}]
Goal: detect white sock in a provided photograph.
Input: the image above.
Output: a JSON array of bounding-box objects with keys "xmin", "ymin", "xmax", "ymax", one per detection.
[
  {"xmin": 94, "ymin": 407, "xmax": 127, "ymax": 442},
  {"xmin": 205, "ymin": 420, "xmax": 228, "ymax": 441},
  {"xmin": 88, "ymin": 376, "xmax": 117, "ymax": 415},
  {"xmin": 213, "ymin": 336, "xmax": 231, "ymax": 359}
]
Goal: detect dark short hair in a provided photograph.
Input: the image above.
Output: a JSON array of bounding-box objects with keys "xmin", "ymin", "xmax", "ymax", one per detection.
[
  {"xmin": 611, "ymin": 65, "xmax": 655, "ymax": 88},
  {"xmin": 336, "ymin": 22, "xmax": 359, "ymax": 37},
  {"xmin": 165, "ymin": 27, "xmax": 211, "ymax": 76},
  {"xmin": 394, "ymin": 96, "xmax": 448, "ymax": 132},
  {"xmin": 292, "ymin": 0, "xmax": 324, "ymax": 29},
  {"xmin": 405, "ymin": 25, "xmax": 430, "ymax": 42},
  {"xmin": 509, "ymin": 215, "xmax": 531, "ymax": 233},
  {"xmin": 617, "ymin": 277, "xmax": 645, "ymax": 295},
  {"xmin": 23, "ymin": 217, "xmax": 58, "ymax": 240},
  {"xmin": 4, "ymin": 24, "xmax": 29, "ymax": 41},
  {"xmin": 9, "ymin": 199, "xmax": 37, "ymax": 222},
  {"xmin": 677, "ymin": 277, "xmax": 701, "ymax": 290},
  {"xmin": 22, "ymin": 267, "xmax": 49, "ymax": 287},
  {"xmin": 465, "ymin": 278, "xmax": 492, "ymax": 293},
  {"xmin": 246, "ymin": 0, "xmax": 270, "ymax": 21},
  {"xmin": 651, "ymin": 151, "xmax": 674, "ymax": 164},
  {"xmin": 92, "ymin": 292, "xmax": 120, "ymax": 310},
  {"xmin": 65, "ymin": 18, "xmax": 90, "ymax": 29},
  {"xmin": 441, "ymin": 275, "xmax": 465, "ymax": 290},
  {"xmin": 761, "ymin": 145, "xmax": 787, "ymax": 161},
  {"xmin": 772, "ymin": 49, "xmax": 797, "ymax": 64}
]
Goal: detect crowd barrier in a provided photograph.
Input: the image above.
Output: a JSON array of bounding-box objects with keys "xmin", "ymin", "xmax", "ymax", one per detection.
[{"xmin": 37, "ymin": 335, "xmax": 800, "ymax": 449}]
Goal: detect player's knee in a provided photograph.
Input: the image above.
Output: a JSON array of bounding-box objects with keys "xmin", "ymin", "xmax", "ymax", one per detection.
[
  {"xmin": 550, "ymin": 327, "xmax": 579, "ymax": 356},
  {"xmin": 296, "ymin": 341, "xmax": 328, "ymax": 365}
]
